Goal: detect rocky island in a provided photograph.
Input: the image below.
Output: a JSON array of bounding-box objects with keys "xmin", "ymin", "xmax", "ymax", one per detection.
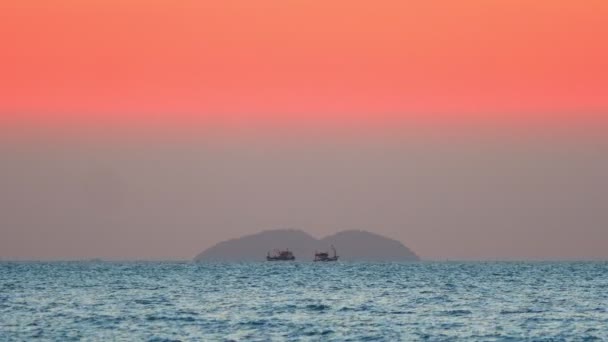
[{"xmin": 194, "ymin": 229, "xmax": 419, "ymax": 262}]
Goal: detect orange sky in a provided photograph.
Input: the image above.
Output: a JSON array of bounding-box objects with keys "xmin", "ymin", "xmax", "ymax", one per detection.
[{"xmin": 1, "ymin": 0, "xmax": 607, "ymax": 131}]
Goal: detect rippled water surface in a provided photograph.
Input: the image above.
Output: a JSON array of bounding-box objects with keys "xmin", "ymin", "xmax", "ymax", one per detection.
[{"xmin": 1, "ymin": 262, "xmax": 608, "ymax": 341}]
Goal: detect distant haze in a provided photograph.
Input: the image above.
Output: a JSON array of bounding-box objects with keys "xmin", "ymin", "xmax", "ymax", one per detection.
[
  {"xmin": 1, "ymin": 130, "xmax": 606, "ymax": 261},
  {"xmin": 2, "ymin": 1, "xmax": 608, "ymax": 261}
]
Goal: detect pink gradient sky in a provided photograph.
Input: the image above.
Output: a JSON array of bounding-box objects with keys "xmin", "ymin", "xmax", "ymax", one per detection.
[
  {"xmin": 1, "ymin": 1, "xmax": 607, "ymax": 260},
  {"xmin": 1, "ymin": 0, "xmax": 607, "ymax": 133}
]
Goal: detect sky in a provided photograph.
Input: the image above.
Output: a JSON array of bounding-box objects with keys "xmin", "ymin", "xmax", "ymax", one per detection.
[{"xmin": 1, "ymin": 0, "xmax": 607, "ymax": 260}]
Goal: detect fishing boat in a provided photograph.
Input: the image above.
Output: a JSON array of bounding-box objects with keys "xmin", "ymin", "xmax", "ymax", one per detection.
[
  {"xmin": 314, "ymin": 245, "xmax": 339, "ymax": 262},
  {"xmin": 266, "ymin": 249, "xmax": 295, "ymax": 261}
]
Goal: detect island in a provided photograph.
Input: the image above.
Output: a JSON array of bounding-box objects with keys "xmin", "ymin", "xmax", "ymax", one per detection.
[{"xmin": 193, "ymin": 229, "xmax": 420, "ymax": 262}]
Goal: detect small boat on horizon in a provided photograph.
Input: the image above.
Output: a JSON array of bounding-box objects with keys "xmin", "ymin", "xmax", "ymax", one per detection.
[
  {"xmin": 314, "ymin": 245, "xmax": 339, "ymax": 262},
  {"xmin": 266, "ymin": 249, "xmax": 296, "ymax": 261}
]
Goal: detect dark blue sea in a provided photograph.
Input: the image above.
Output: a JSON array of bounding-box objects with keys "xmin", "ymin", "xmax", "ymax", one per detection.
[{"xmin": 1, "ymin": 262, "xmax": 607, "ymax": 341}]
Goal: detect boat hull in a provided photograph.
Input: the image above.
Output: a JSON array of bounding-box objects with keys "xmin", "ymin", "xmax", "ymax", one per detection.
[
  {"xmin": 266, "ymin": 256, "xmax": 296, "ymax": 261},
  {"xmin": 314, "ymin": 256, "xmax": 339, "ymax": 262}
]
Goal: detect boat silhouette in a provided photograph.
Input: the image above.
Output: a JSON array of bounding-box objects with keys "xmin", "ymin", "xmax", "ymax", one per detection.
[
  {"xmin": 314, "ymin": 245, "xmax": 339, "ymax": 262},
  {"xmin": 266, "ymin": 249, "xmax": 295, "ymax": 261}
]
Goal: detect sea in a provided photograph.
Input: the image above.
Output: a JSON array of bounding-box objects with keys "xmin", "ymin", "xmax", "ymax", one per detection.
[{"xmin": 1, "ymin": 261, "xmax": 607, "ymax": 341}]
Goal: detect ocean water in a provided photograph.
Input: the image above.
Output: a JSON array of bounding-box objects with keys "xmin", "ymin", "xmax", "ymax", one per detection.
[{"xmin": 1, "ymin": 262, "xmax": 607, "ymax": 341}]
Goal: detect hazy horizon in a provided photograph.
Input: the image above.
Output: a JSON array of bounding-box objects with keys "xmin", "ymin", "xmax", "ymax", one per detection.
[
  {"xmin": 2, "ymin": 0, "xmax": 607, "ymax": 262},
  {"xmin": 2, "ymin": 129, "xmax": 606, "ymax": 262}
]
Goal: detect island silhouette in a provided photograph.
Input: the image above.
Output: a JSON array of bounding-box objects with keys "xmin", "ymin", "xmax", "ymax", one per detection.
[{"xmin": 194, "ymin": 229, "xmax": 419, "ymax": 262}]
